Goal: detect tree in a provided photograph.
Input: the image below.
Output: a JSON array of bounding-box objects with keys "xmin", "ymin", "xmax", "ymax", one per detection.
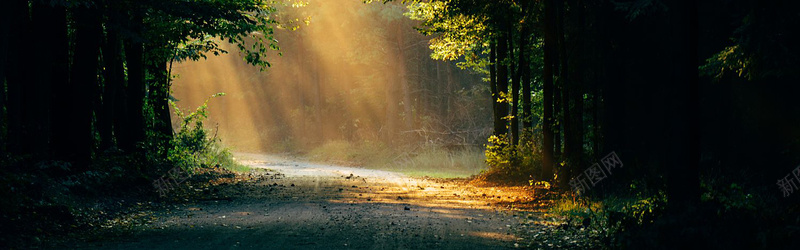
[
  {"xmin": 541, "ymin": 0, "xmax": 557, "ymax": 182},
  {"xmin": 0, "ymin": 0, "xmax": 279, "ymax": 173},
  {"xmin": 666, "ymin": 0, "xmax": 700, "ymax": 211},
  {"xmin": 56, "ymin": 1, "xmax": 102, "ymax": 164}
]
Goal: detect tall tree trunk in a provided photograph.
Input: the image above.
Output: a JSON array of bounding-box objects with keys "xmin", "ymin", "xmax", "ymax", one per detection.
[
  {"xmin": 403, "ymin": 78, "xmax": 413, "ymax": 132},
  {"xmin": 542, "ymin": 0, "xmax": 558, "ymax": 182},
  {"xmin": 553, "ymin": 81, "xmax": 562, "ymax": 160},
  {"xmin": 4, "ymin": 0, "xmax": 30, "ymax": 156},
  {"xmin": 123, "ymin": 9, "xmax": 147, "ymax": 152},
  {"xmin": 0, "ymin": 0, "xmax": 8, "ymax": 154},
  {"xmin": 445, "ymin": 61, "xmax": 454, "ymax": 121},
  {"xmin": 490, "ymin": 40, "xmax": 502, "ymax": 136},
  {"xmin": 572, "ymin": 0, "xmax": 586, "ymax": 173},
  {"xmin": 520, "ymin": 25, "xmax": 532, "ymax": 134},
  {"xmin": 101, "ymin": 4, "xmax": 126, "ymax": 151},
  {"xmin": 98, "ymin": 45, "xmax": 114, "ymax": 149},
  {"xmin": 58, "ymin": 1, "xmax": 102, "ymax": 165},
  {"xmin": 508, "ymin": 25, "xmax": 520, "ymax": 146},
  {"xmin": 397, "ymin": 40, "xmax": 412, "ymax": 133},
  {"xmin": 436, "ymin": 61, "xmax": 444, "ymax": 119},
  {"xmin": 592, "ymin": 81, "xmax": 601, "ymax": 158},
  {"xmin": 666, "ymin": 0, "xmax": 700, "ymax": 211},
  {"xmin": 32, "ymin": 3, "xmax": 69, "ymax": 160},
  {"xmin": 384, "ymin": 68, "xmax": 399, "ymax": 142},
  {"xmin": 556, "ymin": 0, "xmax": 574, "ymax": 187},
  {"xmin": 148, "ymin": 57, "xmax": 173, "ymax": 145},
  {"xmin": 496, "ymin": 29, "xmax": 510, "ymax": 137}
]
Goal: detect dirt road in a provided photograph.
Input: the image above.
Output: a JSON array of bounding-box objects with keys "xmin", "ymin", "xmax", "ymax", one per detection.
[{"xmin": 69, "ymin": 153, "xmax": 533, "ymax": 249}]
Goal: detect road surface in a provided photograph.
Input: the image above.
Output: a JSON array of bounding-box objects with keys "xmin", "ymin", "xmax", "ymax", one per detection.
[{"xmin": 69, "ymin": 153, "xmax": 530, "ymax": 249}]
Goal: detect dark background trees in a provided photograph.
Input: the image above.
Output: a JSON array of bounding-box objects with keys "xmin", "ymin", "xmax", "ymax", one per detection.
[
  {"xmin": 0, "ymin": 0, "xmax": 277, "ymax": 170},
  {"xmin": 0, "ymin": 0, "xmax": 280, "ymax": 245},
  {"xmin": 408, "ymin": 0, "xmax": 799, "ymax": 247}
]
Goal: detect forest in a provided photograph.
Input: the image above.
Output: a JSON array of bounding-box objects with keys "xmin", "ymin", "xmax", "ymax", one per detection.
[{"xmin": 1, "ymin": 0, "xmax": 799, "ymax": 249}]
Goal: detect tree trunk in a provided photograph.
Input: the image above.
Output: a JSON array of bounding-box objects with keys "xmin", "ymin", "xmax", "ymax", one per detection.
[
  {"xmin": 123, "ymin": 10, "xmax": 147, "ymax": 152},
  {"xmin": 593, "ymin": 80, "xmax": 600, "ymax": 158},
  {"xmin": 556, "ymin": 0, "xmax": 574, "ymax": 187},
  {"xmin": 384, "ymin": 69, "xmax": 399, "ymax": 142},
  {"xmin": 572, "ymin": 0, "xmax": 586, "ymax": 174},
  {"xmin": 57, "ymin": 2, "xmax": 102, "ymax": 165},
  {"xmin": 496, "ymin": 29, "xmax": 510, "ymax": 137},
  {"xmin": 542, "ymin": 0, "xmax": 558, "ymax": 182},
  {"xmin": 666, "ymin": 0, "xmax": 700, "ymax": 211},
  {"xmin": 520, "ymin": 24, "xmax": 532, "ymax": 134},
  {"xmin": 445, "ymin": 61, "xmax": 454, "ymax": 122},
  {"xmin": 100, "ymin": 5, "xmax": 126, "ymax": 151},
  {"xmin": 5, "ymin": 0, "xmax": 34, "ymax": 157},
  {"xmin": 490, "ymin": 40, "xmax": 502, "ymax": 136},
  {"xmin": 508, "ymin": 25, "xmax": 520, "ymax": 146},
  {"xmin": 104, "ymin": 1, "xmax": 131, "ymax": 151},
  {"xmin": 148, "ymin": 57, "xmax": 173, "ymax": 145},
  {"xmin": 32, "ymin": 3, "xmax": 69, "ymax": 160},
  {"xmin": 0, "ymin": 0, "xmax": 8, "ymax": 153},
  {"xmin": 553, "ymin": 75, "xmax": 562, "ymax": 160}
]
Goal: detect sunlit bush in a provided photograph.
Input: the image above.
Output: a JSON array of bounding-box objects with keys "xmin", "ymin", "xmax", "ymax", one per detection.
[
  {"xmin": 483, "ymin": 132, "xmax": 542, "ymax": 183},
  {"xmin": 166, "ymin": 93, "xmax": 245, "ymax": 173},
  {"xmin": 387, "ymin": 145, "xmax": 486, "ymax": 178}
]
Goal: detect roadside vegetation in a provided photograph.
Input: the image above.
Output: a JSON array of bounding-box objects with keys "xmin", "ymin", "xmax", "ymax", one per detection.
[
  {"xmin": 305, "ymin": 140, "xmax": 485, "ymax": 179},
  {"xmin": 0, "ymin": 96, "xmax": 242, "ymax": 247}
]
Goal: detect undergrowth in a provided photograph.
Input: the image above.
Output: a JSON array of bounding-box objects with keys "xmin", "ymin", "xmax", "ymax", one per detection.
[
  {"xmin": 166, "ymin": 93, "xmax": 248, "ymax": 173},
  {"xmin": 482, "ymin": 133, "xmax": 542, "ymax": 185},
  {"xmin": 0, "ymin": 93, "xmax": 245, "ymax": 248},
  {"xmin": 539, "ymin": 175, "xmax": 800, "ymax": 249},
  {"xmin": 307, "ymin": 140, "xmax": 486, "ymax": 178}
]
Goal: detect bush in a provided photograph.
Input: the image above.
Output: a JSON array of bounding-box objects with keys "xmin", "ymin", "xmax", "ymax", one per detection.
[
  {"xmin": 483, "ymin": 133, "xmax": 542, "ymax": 184},
  {"xmin": 167, "ymin": 93, "xmax": 246, "ymax": 173},
  {"xmin": 386, "ymin": 145, "xmax": 486, "ymax": 178}
]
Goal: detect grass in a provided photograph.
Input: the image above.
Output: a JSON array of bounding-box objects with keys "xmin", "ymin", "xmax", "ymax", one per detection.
[
  {"xmin": 306, "ymin": 140, "xmax": 487, "ymax": 178},
  {"xmin": 213, "ymin": 148, "xmax": 249, "ymax": 172},
  {"xmin": 220, "ymin": 161, "xmax": 251, "ymax": 172},
  {"xmin": 378, "ymin": 148, "xmax": 486, "ymax": 178}
]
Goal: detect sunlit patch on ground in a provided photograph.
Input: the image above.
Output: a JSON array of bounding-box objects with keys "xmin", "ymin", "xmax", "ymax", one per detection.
[{"xmin": 468, "ymin": 231, "xmax": 518, "ymax": 242}]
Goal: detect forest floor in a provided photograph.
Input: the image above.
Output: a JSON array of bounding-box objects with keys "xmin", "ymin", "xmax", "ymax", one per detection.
[{"xmin": 44, "ymin": 153, "xmax": 596, "ymax": 249}]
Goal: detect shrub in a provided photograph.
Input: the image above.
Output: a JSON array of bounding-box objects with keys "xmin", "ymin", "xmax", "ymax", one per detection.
[
  {"xmin": 167, "ymin": 93, "xmax": 246, "ymax": 173},
  {"xmin": 483, "ymin": 133, "xmax": 542, "ymax": 183}
]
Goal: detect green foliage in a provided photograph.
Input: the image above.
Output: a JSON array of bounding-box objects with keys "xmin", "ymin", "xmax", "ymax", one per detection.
[
  {"xmin": 547, "ymin": 190, "xmax": 668, "ymax": 246},
  {"xmin": 483, "ymin": 133, "xmax": 542, "ymax": 183},
  {"xmin": 602, "ymin": 192, "xmax": 668, "ymax": 228},
  {"xmin": 700, "ymin": 4, "xmax": 800, "ymax": 81},
  {"xmin": 484, "ymin": 134, "xmax": 515, "ymax": 171},
  {"xmin": 307, "ymin": 140, "xmax": 486, "ymax": 178},
  {"xmin": 406, "ymin": 1, "xmax": 487, "ymax": 62},
  {"xmin": 165, "ymin": 93, "xmax": 247, "ymax": 173},
  {"xmin": 142, "ymin": 0, "xmax": 280, "ymax": 69},
  {"xmin": 700, "ymin": 45, "xmax": 752, "ymax": 81},
  {"xmin": 385, "ymin": 146, "xmax": 486, "ymax": 178},
  {"xmin": 700, "ymin": 179, "xmax": 757, "ymax": 214}
]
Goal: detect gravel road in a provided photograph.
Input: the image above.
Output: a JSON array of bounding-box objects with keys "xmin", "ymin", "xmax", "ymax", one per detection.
[{"xmin": 70, "ymin": 153, "xmax": 529, "ymax": 249}]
